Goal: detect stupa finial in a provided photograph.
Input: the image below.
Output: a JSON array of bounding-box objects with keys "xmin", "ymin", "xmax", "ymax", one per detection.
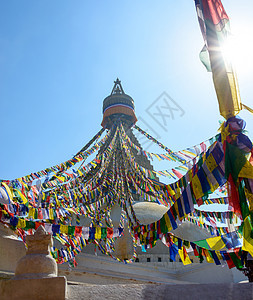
[{"xmin": 111, "ymin": 78, "xmax": 125, "ymax": 95}]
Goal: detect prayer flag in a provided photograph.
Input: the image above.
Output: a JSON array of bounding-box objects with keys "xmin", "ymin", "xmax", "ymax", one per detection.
[
  {"xmin": 206, "ymin": 236, "xmax": 225, "ymax": 250},
  {"xmin": 82, "ymin": 227, "xmax": 89, "ymax": 240},
  {"xmin": 209, "ymin": 251, "xmax": 220, "ymax": 264},
  {"xmin": 195, "ymin": 239, "xmax": 209, "ymax": 249},
  {"xmin": 195, "ymin": 0, "xmax": 241, "ymax": 119},
  {"xmin": 169, "ymin": 243, "xmax": 178, "ymax": 262},
  {"xmin": 60, "ymin": 224, "xmax": 68, "ymax": 234},
  {"xmin": 178, "ymin": 246, "xmax": 192, "ymax": 265},
  {"xmin": 17, "ymin": 218, "xmax": 26, "ymax": 229},
  {"xmin": 95, "ymin": 227, "xmax": 102, "ymax": 239},
  {"xmin": 242, "ymin": 216, "xmax": 253, "ymax": 256},
  {"xmin": 203, "ymin": 249, "xmax": 214, "ymax": 263}
]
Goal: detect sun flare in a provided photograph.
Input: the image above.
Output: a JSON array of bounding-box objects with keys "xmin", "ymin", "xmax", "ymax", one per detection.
[{"xmin": 221, "ymin": 33, "xmax": 253, "ymax": 76}]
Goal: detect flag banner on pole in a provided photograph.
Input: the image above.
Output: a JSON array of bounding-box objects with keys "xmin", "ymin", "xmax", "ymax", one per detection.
[{"xmin": 194, "ymin": 0, "xmax": 241, "ymax": 119}]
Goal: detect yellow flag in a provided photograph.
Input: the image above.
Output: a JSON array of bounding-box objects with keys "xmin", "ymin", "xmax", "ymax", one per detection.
[
  {"xmin": 49, "ymin": 208, "xmax": 54, "ymax": 220},
  {"xmin": 77, "ymin": 169, "xmax": 83, "ymax": 176},
  {"xmin": 164, "ymin": 213, "xmax": 172, "ymax": 232},
  {"xmin": 242, "ymin": 216, "xmax": 253, "ymax": 257},
  {"xmin": 195, "ymin": 0, "xmax": 242, "ymax": 120},
  {"xmin": 245, "ymin": 188, "xmax": 253, "ymax": 212},
  {"xmin": 175, "ymin": 182, "xmax": 181, "ymax": 199},
  {"xmin": 17, "ymin": 218, "xmax": 26, "ymax": 229},
  {"xmin": 205, "ymin": 153, "xmax": 218, "ymax": 172},
  {"xmin": 178, "ymin": 247, "xmax": 192, "ymax": 265},
  {"xmin": 188, "ymin": 169, "xmax": 193, "ymax": 182},
  {"xmin": 56, "ymin": 176, "xmax": 65, "ymax": 182},
  {"xmin": 17, "ymin": 190, "xmax": 28, "ymax": 205},
  {"xmin": 2, "ymin": 182, "xmax": 13, "ymax": 202},
  {"xmin": 203, "ymin": 249, "xmax": 214, "ymax": 263},
  {"xmin": 239, "ymin": 160, "xmax": 253, "ymax": 179},
  {"xmin": 206, "ymin": 236, "xmax": 225, "ymax": 250},
  {"xmin": 191, "ymin": 175, "xmax": 204, "ymax": 200},
  {"xmin": 28, "ymin": 207, "xmax": 35, "ymax": 219},
  {"xmin": 95, "ymin": 227, "xmax": 101, "ymax": 239},
  {"xmin": 174, "ymin": 202, "xmax": 180, "ymax": 220},
  {"xmin": 60, "ymin": 225, "xmax": 68, "ymax": 234}
]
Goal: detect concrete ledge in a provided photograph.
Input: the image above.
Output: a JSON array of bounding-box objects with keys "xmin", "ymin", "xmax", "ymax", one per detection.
[
  {"xmin": 68, "ymin": 282, "xmax": 253, "ymax": 300},
  {"xmin": 58, "ymin": 253, "xmax": 246, "ymax": 285},
  {"xmin": 0, "ymin": 276, "xmax": 67, "ymax": 300},
  {"xmin": 59, "ymin": 253, "xmax": 190, "ymax": 285}
]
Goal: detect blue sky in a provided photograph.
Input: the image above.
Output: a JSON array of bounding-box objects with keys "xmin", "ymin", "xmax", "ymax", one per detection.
[{"xmin": 0, "ymin": 0, "xmax": 252, "ymax": 180}]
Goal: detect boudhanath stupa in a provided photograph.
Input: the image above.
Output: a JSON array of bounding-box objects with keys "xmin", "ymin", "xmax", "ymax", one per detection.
[{"xmin": 1, "ymin": 1, "xmax": 253, "ymax": 295}]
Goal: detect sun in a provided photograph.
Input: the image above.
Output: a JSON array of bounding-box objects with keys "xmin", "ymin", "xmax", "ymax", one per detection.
[
  {"xmin": 221, "ymin": 32, "xmax": 253, "ymax": 77},
  {"xmin": 221, "ymin": 35, "xmax": 238, "ymax": 64}
]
